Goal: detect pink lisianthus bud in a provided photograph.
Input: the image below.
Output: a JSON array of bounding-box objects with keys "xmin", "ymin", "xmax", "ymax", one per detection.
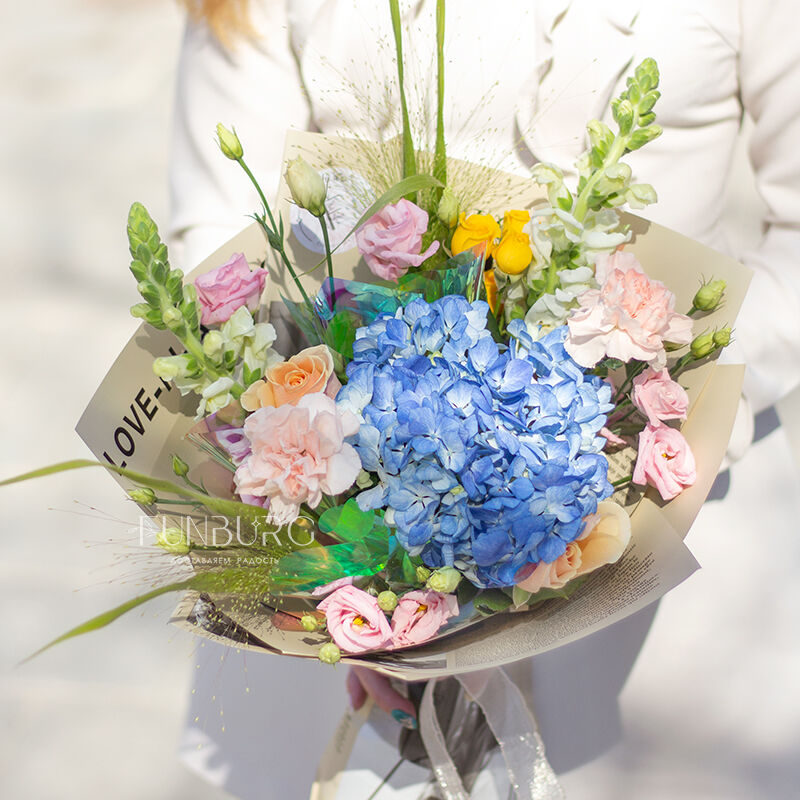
[
  {"xmin": 631, "ymin": 367, "xmax": 690, "ymax": 427},
  {"xmin": 633, "ymin": 423, "xmax": 697, "ymax": 500},
  {"xmin": 194, "ymin": 253, "xmax": 266, "ymax": 326},
  {"xmin": 389, "ymin": 590, "xmax": 459, "ymax": 648},
  {"xmin": 355, "ymin": 199, "xmax": 440, "ymax": 282}
]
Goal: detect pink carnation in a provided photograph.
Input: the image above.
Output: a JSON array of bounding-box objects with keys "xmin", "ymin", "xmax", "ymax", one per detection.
[
  {"xmin": 390, "ymin": 590, "xmax": 459, "ymax": 649},
  {"xmin": 195, "ymin": 253, "xmax": 267, "ymax": 326},
  {"xmin": 633, "ymin": 423, "xmax": 697, "ymax": 501},
  {"xmin": 565, "ymin": 251, "xmax": 692, "ymax": 368},
  {"xmin": 317, "ymin": 585, "xmax": 393, "ymax": 653},
  {"xmin": 234, "ymin": 393, "xmax": 361, "ymax": 525},
  {"xmin": 632, "ymin": 368, "xmax": 690, "ymax": 427},
  {"xmin": 356, "ymin": 199, "xmax": 440, "ymax": 282}
]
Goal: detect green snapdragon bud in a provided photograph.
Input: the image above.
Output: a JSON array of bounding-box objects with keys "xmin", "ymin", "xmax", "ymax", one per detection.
[
  {"xmin": 693, "ymin": 279, "xmax": 727, "ymax": 312},
  {"xmin": 318, "ymin": 643, "xmax": 341, "ymax": 664},
  {"xmin": 301, "ymin": 614, "xmax": 320, "ymax": 632},
  {"xmin": 285, "ymin": 156, "xmax": 327, "ymax": 217},
  {"xmin": 426, "ymin": 567, "xmax": 461, "ymax": 594},
  {"xmin": 436, "ymin": 187, "xmax": 460, "ymax": 228},
  {"xmin": 690, "ymin": 330, "xmax": 716, "ymax": 359},
  {"xmin": 713, "ymin": 325, "xmax": 733, "ymax": 348},
  {"xmin": 377, "ymin": 591, "xmax": 399, "ymax": 612},
  {"xmin": 216, "ymin": 123, "xmax": 243, "ymax": 160},
  {"xmin": 156, "ymin": 527, "xmax": 191, "ymax": 556},
  {"xmin": 128, "ymin": 487, "xmax": 156, "ymax": 505},
  {"xmin": 172, "ymin": 454, "xmax": 189, "ymax": 479}
]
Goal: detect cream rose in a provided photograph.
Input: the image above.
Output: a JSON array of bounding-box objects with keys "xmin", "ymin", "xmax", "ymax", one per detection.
[{"xmin": 515, "ymin": 501, "xmax": 631, "ymax": 593}]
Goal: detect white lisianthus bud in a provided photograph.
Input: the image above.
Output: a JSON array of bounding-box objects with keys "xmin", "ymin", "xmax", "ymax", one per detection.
[
  {"xmin": 156, "ymin": 526, "xmax": 191, "ymax": 555},
  {"xmin": 216, "ymin": 123, "xmax": 243, "ymax": 160},
  {"xmin": 318, "ymin": 642, "xmax": 341, "ymax": 664},
  {"xmin": 426, "ymin": 567, "xmax": 461, "ymax": 594},
  {"xmin": 285, "ymin": 157, "xmax": 327, "ymax": 217}
]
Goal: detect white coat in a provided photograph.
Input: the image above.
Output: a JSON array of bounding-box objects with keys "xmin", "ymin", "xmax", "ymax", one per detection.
[{"xmin": 169, "ymin": 2, "xmax": 800, "ymax": 797}]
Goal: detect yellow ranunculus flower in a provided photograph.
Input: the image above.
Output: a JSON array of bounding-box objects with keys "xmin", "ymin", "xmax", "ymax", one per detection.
[
  {"xmin": 493, "ymin": 231, "xmax": 533, "ymax": 275},
  {"xmin": 502, "ymin": 209, "xmax": 530, "ymax": 235},
  {"xmin": 450, "ymin": 213, "xmax": 501, "ymax": 257}
]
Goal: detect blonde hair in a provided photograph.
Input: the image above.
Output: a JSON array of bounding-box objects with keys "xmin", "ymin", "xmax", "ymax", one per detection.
[{"xmin": 182, "ymin": 0, "xmax": 253, "ymax": 46}]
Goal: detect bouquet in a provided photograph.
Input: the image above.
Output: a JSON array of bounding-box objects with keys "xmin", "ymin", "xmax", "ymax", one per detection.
[{"xmin": 4, "ymin": 5, "xmax": 751, "ymax": 797}]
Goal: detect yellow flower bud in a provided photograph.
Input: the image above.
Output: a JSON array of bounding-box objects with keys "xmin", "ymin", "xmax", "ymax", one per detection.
[
  {"xmin": 301, "ymin": 614, "xmax": 320, "ymax": 632},
  {"xmin": 451, "ymin": 213, "xmax": 501, "ymax": 258},
  {"xmin": 437, "ymin": 187, "xmax": 460, "ymax": 228},
  {"xmin": 216, "ymin": 123, "xmax": 243, "ymax": 160},
  {"xmin": 318, "ymin": 642, "xmax": 341, "ymax": 664},
  {"xmin": 690, "ymin": 330, "xmax": 716, "ymax": 359},
  {"xmin": 156, "ymin": 527, "xmax": 191, "ymax": 556},
  {"xmin": 377, "ymin": 591, "xmax": 399, "ymax": 612},
  {"xmin": 693, "ymin": 279, "xmax": 727, "ymax": 312},
  {"xmin": 128, "ymin": 488, "xmax": 156, "ymax": 505},
  {"xmin": 415, "ymin": 565, "xmax": 432, "ymax": 583},
  {"xmin": 501, "ymin": 209, "xmax": 530, "ymax": 235},
  {"xmin": 494, "ymin": 231, "xmax": 533, "ymax": 275},
  {"xmin": 285, "ymin": 156, "xmax": 327, "ymax": 217},
  {"xmin": 713, "ymin": 325, "xmax": 732, "ymax": 348},
  {"xmin": 426, "ymin": 567, "xmax": 461, "ymax": 594}
]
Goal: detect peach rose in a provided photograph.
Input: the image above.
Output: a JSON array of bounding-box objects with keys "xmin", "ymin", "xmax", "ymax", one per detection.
[
  {"xmin": 515, "ymin": 501, "xmax": 631, "ymax": 593},
  {"xmin": 633, "ymin": 423, "xmax": 697, "ymax": 500},
  {"xmin": 565, "ymin": 251, "xmax": 693, "ymax": 368},
  {"xmin": 632, "ymin": 367, "xmax": 689, "ymax": 427},
  {"xmin": 241, "ymin": 344, "xmax": 341, "ymax": 411}
]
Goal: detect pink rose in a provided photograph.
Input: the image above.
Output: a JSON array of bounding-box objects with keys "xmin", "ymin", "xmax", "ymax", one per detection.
[
  {"xmin": 355, "ymin": 199, "xmax": 440, "ymax": 282},
  {"xmin": 632, "ymin": 367, "xmax": 690, "ymax": 427},
  {"xmin": 234, "ymin": 393, "xmax": 361, "ymax": 524},
  {"xmin": 389, "ymin": 590, "xmax": 459, "ymax": 649},
  {"xmin": 194, "ymin": 253, "xmax": 267, "ymax": 326},
  {"xmin": 565, "ymin": 251, "xmax": 692, "ymax": 368},
  {"xmin": 633, "ymin": 423, "xmax": 697, "ymax": 500},
  {"xmin": 317, "ymin": 585, "xmax": 393, "ymax": 653}
]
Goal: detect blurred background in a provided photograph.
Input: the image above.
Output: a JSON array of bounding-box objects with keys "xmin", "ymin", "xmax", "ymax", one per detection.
[{"xmin": 1, "ymin": 2, "xmax": 798, "ymax": 799}]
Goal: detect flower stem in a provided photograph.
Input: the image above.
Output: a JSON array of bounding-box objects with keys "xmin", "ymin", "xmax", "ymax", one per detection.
[
  {"xmin": 319, "ymin": 214, "xmax": 336, "ymax": 313},
  {"xmin": 388, "ymin": 0, "xmax": 417, "ymax": 192}
]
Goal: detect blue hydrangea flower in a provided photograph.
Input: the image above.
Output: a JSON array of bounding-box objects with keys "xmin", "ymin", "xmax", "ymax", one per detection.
[{"xmin": 336, "ymin": 296, "xmax": 614, "ymax": 587}]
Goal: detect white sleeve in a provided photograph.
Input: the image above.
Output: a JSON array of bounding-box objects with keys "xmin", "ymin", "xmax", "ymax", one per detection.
[
  {"xmin": 735, "ymin": 0, "xmax": 800, "ymax": 413},
  {"xmin": 168, "ymin": 0, "xmax": 311, "ymax": 270}
]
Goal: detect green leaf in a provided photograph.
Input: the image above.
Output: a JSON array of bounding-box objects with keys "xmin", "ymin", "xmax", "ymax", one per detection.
[{"xmin": 474, "ymin": 588, "xmax": 513, "ymax": 614}]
